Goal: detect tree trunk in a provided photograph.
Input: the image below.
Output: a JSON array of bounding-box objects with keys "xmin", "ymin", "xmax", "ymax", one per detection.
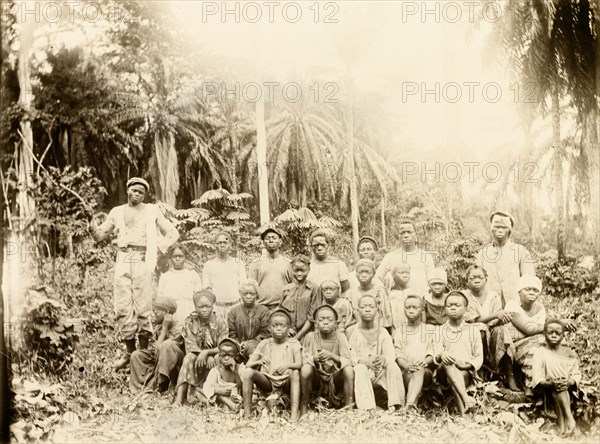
[
  {"xmin": 4, "ymin": 9, "xmax": 37, "ymax": 329},
  {"xmin": 345, "ymin": 77, "xmax": 359, "ymax": 257},
  {"xmin": 552, "ymin": 88, "xmax": 566, "ymax": 259},
  {"xmin": 256, "ymin": 95, "xmax": 269, "ymax": 224}
]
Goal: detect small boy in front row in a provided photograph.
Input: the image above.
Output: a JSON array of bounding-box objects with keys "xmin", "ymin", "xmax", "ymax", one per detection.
[
  {"xmin": 203, "ymin": 338, "xmax": 243, "ymax": 412},
  {"xmin": 241, "ymin": 309, "xmax": 302, "ymax": 421},
  {"xmin": 529, "ymin": 319, "xmax": 581, "ymax": 437},
  {"xmin": 393, "ymin": 294, "xmax": 434, "ymax": 410},
  {"xmin": 300, "ymin": 305, "xmax": 355, "ymax": 416},
  {"xmin": 433, "ymin": 291, "xmax": 483, "ymax": 416}
]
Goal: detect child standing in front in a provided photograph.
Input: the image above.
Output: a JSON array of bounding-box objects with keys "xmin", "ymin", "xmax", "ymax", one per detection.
[
  {"xmin": 529, "ymin": 319, "xmax": 581, "ymax": 437},
  {"xmin": 203, "ymin": 231, "xmax": 247, "ymax": 318},
  {"xmin": 388, "ymin": 262, "xmax": 420, "ymax": 330},
  {"xmin": 424, "ymin": 268, "xmax": 449, "ymax": 325},
  {"xmin": 241, "ymin": 309, "xmax": 303, "ymax": 421},
  {"xmin": 432, "ymin": 291, "xmax": 483, "ymax": 416},
  {"xmin": 348, "ymin": 259, "xmax": 393, "ymax": 331},
  {"xmin": 280, "ymin": 255, "xmax": 320, "ymax": 341},
  {"xmin": 157, "ymin": 244, "xmax": 202, "ymax": 324},
  {"xmin": 319, "ymin": 280, "xmax": 354, "ymax": 334},
  {"xmin": 393, "ymin": 294, "xmax": 435, "ymax": 410}
]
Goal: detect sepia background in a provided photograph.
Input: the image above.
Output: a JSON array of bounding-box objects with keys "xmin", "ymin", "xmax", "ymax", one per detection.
[{"xmin": 1, "ymin": 1, "xmax": 599, "ymax": 442}]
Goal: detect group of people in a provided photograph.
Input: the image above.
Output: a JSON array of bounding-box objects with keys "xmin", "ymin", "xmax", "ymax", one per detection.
[{"xmin": 88, "ymin": 178, "xmax": 582, "ymax": 435}]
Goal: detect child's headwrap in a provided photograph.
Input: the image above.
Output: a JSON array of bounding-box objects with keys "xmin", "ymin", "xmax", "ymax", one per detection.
[
  {"xmin": 218, "ymin": 337, "xmax": 241, "ymax": 354},
  {"xmin": 153, "ymin": 296, "xmax": 178, "ymax": 314},
  {"xmin": 428, "ymin": 268, "xmax": 448, "ymax": 285},
  {"xmin": 269, "ymin": 307, "xmax": 292, "ymax": 324},
  {"xmin": 357, "ymin": 236, "xmax": 378, "ymax": 252},
  {"xmin": 516, "ymin": 274, "xmax": 542, "ymax": 293},
  {"xmin": 313, "ymin": 304, "xmax": 339, "ymax": 322},
  {"xmin": 355, "ymin": 258, "xmax": 376, "ymax": 272},
  {"xmin": 320, "ymin": 279, "xmax": 341, "ymax": 289},
  {"xmin": 490, "ymin": 211, "xmax": 514, "ymax": 234}
]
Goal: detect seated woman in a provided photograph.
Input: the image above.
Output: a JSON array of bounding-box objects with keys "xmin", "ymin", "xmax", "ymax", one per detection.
[{"xmin": 489, "ymin": 274, "xmax": 575, "ymax": 392}]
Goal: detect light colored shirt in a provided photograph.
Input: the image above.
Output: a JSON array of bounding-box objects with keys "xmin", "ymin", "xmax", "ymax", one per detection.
[
  {"xmin": 248, "ymin": 251, "xmax": 292, "ymax": 306},
  {"xmin": 307, "ymin": 257, "xmax": 349, "ymax": 288},
  {"xmin": 434, "ymin": 321, "xmax": 483, "ymax": 371},
  {"xmin": 529, "ymin": 345, "xmax": 582, "ymax": 388},
  {"xmin": 202, "ymin": 256, "xmax": 247, "ymax": 304},
  {"xmin": 348, "ymin": 326, "xmax": 396, "ymax": 367},
  {"xmin": 375, "ymin": 247, "xmax": 435, "ymax": 292},
  {"xmin": 393, "ymin": 323, "xmax": 435, "ymax": 364},
  {"xmin": 505, "ymin": 299, "xmax": 546, "ymax": 341},
  {"xmin": 463, "ymin": 289, "xmax": 503, "ymax": 324},
  {"xmin": 389, "ymin": 288, "xmax": 422, "ymax": 328},
  {"xmin": 475, "ymin": 239, "xmax": 536, "ymax": 306},
  {"xmin": 158, "ymin": 268, "xmax": 202, "ymax": 324}
]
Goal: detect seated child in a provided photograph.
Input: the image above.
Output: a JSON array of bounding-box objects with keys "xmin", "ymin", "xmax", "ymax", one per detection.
[
  {"xmin": 348, "ymin": 294, "xmax": 405, "ymax": 410},
  {"xmin": 158, "ymin": 243, "xmax": 202, "ymax": 324},
  {"xmin": 203, "ymin": 338, "xmax": 243, "ymax": 412},
  {"xmin": 489, "ymin": 275, "xmax": 576, "ymax": 392},
  {"xmin": 432, "ymin": 291, "xmax": 483, "ymax": 416},
  {"xmin": 319, "ymin": 280, "xmax": 355, "ymax": 334},
  {"xmin": 280, "ymin": 255, "xmax": 321, "ymax": 340},
  {"xmin": 300, "ymin": 305, "xmax": 354, "ymax": 416},
  {"xmin": 174, "ymin": 289, "xmax": 228, "ymax": 405},
  {"xmin": 348, "ymin": 259, "xmax": 393, "ymax": 331},
  {"xmin": 129, "ymin": 296, "xmax": 185, "ymax": 394},
  {"xmin": 423, "ymin": 268, "xmax": 449, "ymax": 325},
  {"xmin": 529, "ymin": 319, "xmax": 581, "ymax": 437},
  {"xmin": 241, "ymin": 309, "xmax": 302, "ymax": 421},
  {"xmin": 227, "ymin": 279, "xmax": 271, "ymax": 361},
  {"xmin": 393, "ymin": 294, "xmax": 435, "ymax": 410}
]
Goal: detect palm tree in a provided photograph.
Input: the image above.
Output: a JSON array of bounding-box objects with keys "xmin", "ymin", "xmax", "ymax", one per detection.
[{"xmin": 491, "ymin": 0, "xmax": 599, "ymax": 258}]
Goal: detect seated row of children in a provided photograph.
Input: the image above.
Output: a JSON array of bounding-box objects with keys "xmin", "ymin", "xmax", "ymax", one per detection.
[{"xmin": 133, "ymin": 253, "xmax": 581, "ymax": 435}]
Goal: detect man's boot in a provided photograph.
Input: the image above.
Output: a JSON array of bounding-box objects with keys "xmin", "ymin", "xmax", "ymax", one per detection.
[
  {"xmin": 138, "ymin": 334, "xmax": 149, "ymax": 350},
  {"xmin": 113, "ymin": 339, "xmax": 136, "ymax": 370}
]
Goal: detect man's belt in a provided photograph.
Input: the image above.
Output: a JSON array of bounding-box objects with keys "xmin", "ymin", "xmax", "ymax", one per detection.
[{"xmin": 119, "ymin": 244, "xmax": 146, "ymax": 252}]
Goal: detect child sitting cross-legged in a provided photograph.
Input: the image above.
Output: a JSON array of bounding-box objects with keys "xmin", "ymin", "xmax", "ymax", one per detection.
[
  {"xmin": 529, "ymin": 319, "xmax": 581, "ymax": 437},
  {"xmin": 300, "ymin": 305, "xmax": 355, "ymax": 417},
  {"xmin": 432, "ymin": 291, "xmax": 483, "ymax": 416},
  {"xmin": 174, "ymin": 289, "xmax": 228, "ymax": 405},
  {"xmin": 319, "ymin": 280, "xmax": 355, "ymax": 334},
  {"xmin": 393, "ymin": 294, "xmax": 435, "ymax": 411},
  {"xmin": 348, "ymin": 294, "xmax": 405, "ymax": 411},
  {"xmin": 202, "ymin": 338, "xmax": 243, "ymax": 412},
  {"xmin": 241, "ymin": 309, "xmax": 302, "ymax": 421}
]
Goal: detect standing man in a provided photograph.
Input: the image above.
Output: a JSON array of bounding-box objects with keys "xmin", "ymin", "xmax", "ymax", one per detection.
[
  {"xmin": 248, "ymin": 226, "xmax": 292, "ymax": 311},
  {"xmin": 90, "ymin": 177, "xmax": 179, "ymax": 369},
  {"xmin": 375, "ymin": 220, "xmax": 435, "ymax": 292},
  {"xmin": 475, "ymin": 211, "xmax": 535, "ymax": 306}
]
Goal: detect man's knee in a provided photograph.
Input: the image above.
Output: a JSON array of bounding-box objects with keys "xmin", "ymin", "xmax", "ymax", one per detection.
[
  {"xmin": 342, "ymin": 366, "xmax": 355, "ymax": 381},
  {"xmin": 241, "ymin": 367, "xmax": 255, "ymax": 381},
  {"xmin": 300, "ymin": 364, "xmax": 313, "ymax": 379},
  {"xmin": 182, "ymin": 353, "xmax": 197, "ymax": 366}
]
